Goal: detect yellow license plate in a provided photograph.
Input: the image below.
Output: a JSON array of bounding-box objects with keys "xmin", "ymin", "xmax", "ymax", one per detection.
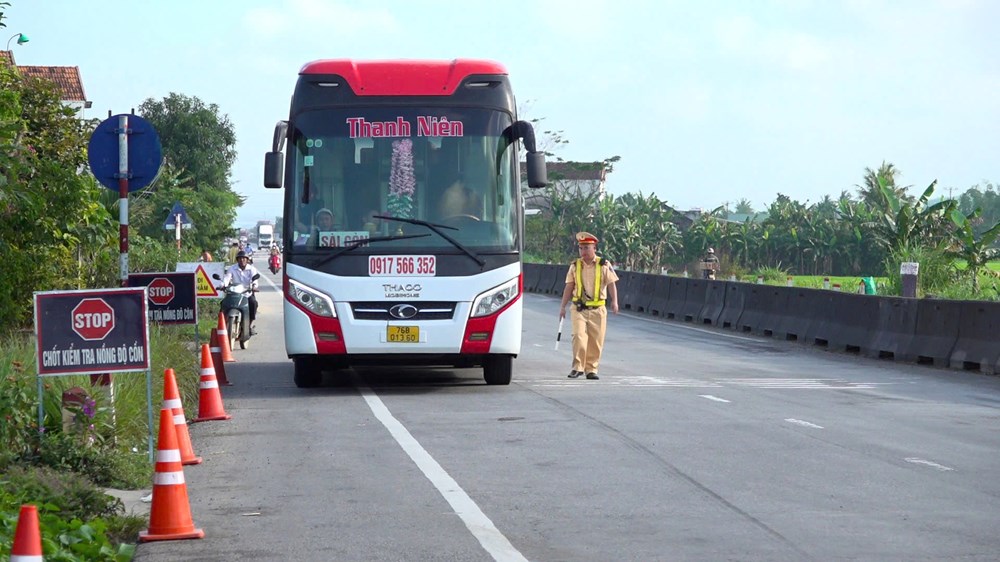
[{"xmin": 387, "ymin": 325, "xmax": 419, "ymax": 343}]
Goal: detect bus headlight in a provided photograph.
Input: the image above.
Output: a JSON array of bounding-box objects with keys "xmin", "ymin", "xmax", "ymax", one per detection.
[
  {"xmin": 288, "ymin": 279, "xmax": 336, "ymax": 317},
  {"xmin": 470, "ymin": 277, "xmax": 519, "ymax": 318}
]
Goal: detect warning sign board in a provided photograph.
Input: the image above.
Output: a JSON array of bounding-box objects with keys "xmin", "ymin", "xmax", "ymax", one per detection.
[
  {"xmin": 176, "ymin": 262, "xmax": 225, "ymax": 298},
  {"xmin": 34, "ymin": 287, "xmax": 150, "ymax": 376},
  {"xmin": 128, "ymin": 272, "xmax": 197, "ymax": 324}
]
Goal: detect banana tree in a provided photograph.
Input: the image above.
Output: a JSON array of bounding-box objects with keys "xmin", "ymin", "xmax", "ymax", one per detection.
[
  {"xmin": 949, "ymin": 208, "xmax": 1000, "ymax": 295},
  {"xmin": 870, "ymin": 177, "xmax": 954, "ymax": 255}
]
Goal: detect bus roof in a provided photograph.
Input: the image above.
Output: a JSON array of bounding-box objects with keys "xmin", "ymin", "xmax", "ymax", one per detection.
[{"xmin": 298, "ymin": 59, "xmax": 508, "ymax": 96}]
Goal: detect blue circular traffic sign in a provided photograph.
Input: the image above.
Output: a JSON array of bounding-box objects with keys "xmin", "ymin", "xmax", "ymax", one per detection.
[{"xmin": 87, "ymin": 114, "xmax": 162, "ymax": 192}]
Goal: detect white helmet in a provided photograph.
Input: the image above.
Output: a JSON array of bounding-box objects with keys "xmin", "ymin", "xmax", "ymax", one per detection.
[{"xmin": 707, "ymin": 247, "xmax": 715, "ymax": 254}]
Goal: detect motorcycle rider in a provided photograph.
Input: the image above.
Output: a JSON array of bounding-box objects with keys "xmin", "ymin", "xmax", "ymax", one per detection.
[
  {"xmin": 222, "ymin": 251, "xmax": 260, "ymax": 334},
  {"xmin": 702, "ymin": 247, "xmax": 720, "ymax": 280},
  {"xmin": 268, "ymin": 245, "xmax": 282, "ymax": 274}
]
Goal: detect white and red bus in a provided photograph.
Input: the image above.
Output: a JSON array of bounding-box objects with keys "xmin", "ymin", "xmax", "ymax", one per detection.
[{"xmin": 264, "ymin": 59, "xmax": 546, "ymax": 387}]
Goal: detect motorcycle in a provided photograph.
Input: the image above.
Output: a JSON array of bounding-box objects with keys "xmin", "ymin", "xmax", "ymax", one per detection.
[
  {"xmin": 213, "ymin": 272, "xmax": 259, "ymax": 350},
  {"xmin": 268, "ymin": 253, "xmax": 282, "ymax": 274}
]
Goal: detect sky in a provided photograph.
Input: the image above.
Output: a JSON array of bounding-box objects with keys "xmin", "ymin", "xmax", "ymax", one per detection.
[{"xmin": 5, "ymin": 0, "xmax": 999, "ymax": 227}]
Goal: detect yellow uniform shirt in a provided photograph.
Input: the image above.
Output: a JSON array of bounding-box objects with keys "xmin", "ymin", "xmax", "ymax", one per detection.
[{"xmin": 565, "ymin": 258, "xmax": 619, "ymax": 302}]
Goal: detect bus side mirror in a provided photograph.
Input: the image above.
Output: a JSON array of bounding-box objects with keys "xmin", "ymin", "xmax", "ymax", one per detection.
[
  {"xmin": 264, "ymin": 152, "xmax": 283, "ymax": 188},
  {"xmin": 525, "ymin": 152, "xmax": 547, "ymax": 188},
  {"xmin": 509, "ymin": 120, "xmax": 547, "ymax": 188}
]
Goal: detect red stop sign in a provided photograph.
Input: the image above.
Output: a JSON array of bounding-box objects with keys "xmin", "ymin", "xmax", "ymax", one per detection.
[
  {"xmin": 147, "ymin": 277, "xmax": 175, "ymax": 306},
  {"xmin": 71, "ymin": 298, "xmax": 116, "ymax": 341}
]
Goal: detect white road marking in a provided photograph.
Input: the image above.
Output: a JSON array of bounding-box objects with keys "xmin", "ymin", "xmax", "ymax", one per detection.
[
  {"xmin": 723, "ymin": 378, "xmax": 879, "ymax": 389},
  {"xmin": 525, "ymin": 377, "xmax": 878, "ymax": 390},
  {"xmin": 357, "ymin": 383, "xmax": 528, "ymax": 562},
  {"xmin": 784, "ymin": 418, "xmax": 824, "ymax": 429},
  {"xmin": 905, "ymin": 457, "xmax": 954, "ymax": 471},
  {"xmin": 260, "ymin": 271, "xmax": 281, "ymax": 291},
  {"xmin": 699, "ymin": 394, "xmax": 731, "ymax": 403},
  {"xmin": 529, "ymin": 376, "xmax": 721, "ymax": 387}
]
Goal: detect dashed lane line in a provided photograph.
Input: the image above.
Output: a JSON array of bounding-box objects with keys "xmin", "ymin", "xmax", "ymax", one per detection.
[
  {"xmin": 784, "ymin": 418, "xmax": 824, "ymax": 429},
  {"xmin": 905, "ymin": 457, "xmax": 954, "ymax": 472}
]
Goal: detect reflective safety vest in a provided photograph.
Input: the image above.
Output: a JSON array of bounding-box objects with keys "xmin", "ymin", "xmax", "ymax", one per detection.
[{"xmin": 573, "ymin": 257, "xmax": 605, "ymax": 307}]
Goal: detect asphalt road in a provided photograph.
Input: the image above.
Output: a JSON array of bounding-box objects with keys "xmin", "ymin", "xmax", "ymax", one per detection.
[{"xmin": 134, "ymin": 268, "xmax": 1000, "ymax": 561}]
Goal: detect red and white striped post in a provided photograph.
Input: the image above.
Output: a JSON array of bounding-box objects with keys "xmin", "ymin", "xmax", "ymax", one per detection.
[
  {"xmin": 91, "ymin": 115, "xmax": 131, "ymax": 398},
  {"xmin": 118, "ymin": 113, "xmax": 130, "ymax": 285}
]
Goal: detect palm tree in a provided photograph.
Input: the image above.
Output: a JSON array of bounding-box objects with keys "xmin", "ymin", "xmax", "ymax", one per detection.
[
  {"xmin": 857, "ymin": 161, "xmax": 908, "ymax": 208},
  {"xmin": 734, "ymin": 198, "xmax": 755, "ymax": 215}
]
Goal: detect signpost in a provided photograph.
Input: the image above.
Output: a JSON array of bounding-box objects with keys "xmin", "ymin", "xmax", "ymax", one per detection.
[
  {"xmin": 127, "ymin": 272, "xmax": 198, "ymax": 324},
  {"xmin": 88, "ymin": 113, "xmax": 162, "ymax": 284},
  {"xmin": 87, "ymin": 113, "xmax": 162, "ymax": 396},
  {"xmin": 128, "ymin": 271, "xmax": 199, "ymax": 351},
  {"xmin": 176, "ymin": 262, "xmax": 224, "ymax": 299},
  {"xmin": 163, "ymin": 201, "xmax": 193, "ymax": 253}
]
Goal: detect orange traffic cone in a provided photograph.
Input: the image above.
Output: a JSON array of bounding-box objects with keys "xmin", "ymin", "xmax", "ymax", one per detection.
[
  {"xmin": 217, "ymin": 312, "xmax": 236, "ymax": 363},
  {"xmin": 209, "ymin": 329, "xmax": 232, "ymax": 386},
  {"xmin": 163, "ymin": 368, "xmax": 202, "ymax": 465},
  {"xmin": 139, "ymin": 407, "xmax": 205, "ymax": 542},
  {"xmin": 10, "ymin": 504, "xmax": 43, "ymax": 561},
  {"xmin": 193, "ymin": 344, "xmax": 232, "ymax": 423}
]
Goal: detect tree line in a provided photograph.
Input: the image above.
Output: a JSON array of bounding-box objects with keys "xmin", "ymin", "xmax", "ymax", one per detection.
[
  {"xmin": 0, "ymin": 51, "xmax": 241, "ymax": 330},
  {"xmin": 525, "ymin": 162, "xmax": 1000, "ymax": 299}
]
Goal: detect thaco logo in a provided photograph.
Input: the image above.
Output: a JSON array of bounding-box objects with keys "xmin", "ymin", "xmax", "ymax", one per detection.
[{"xmin": 71, "ymin": 298, "xmax": 116, "ymax": 341}]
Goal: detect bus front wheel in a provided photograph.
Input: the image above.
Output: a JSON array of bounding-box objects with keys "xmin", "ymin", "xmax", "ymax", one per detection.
[
  {"xmin": 483, "ymin": 355, "xmax": 512, "ymax": 385},
  {"xmin": 293, "ymin": 357, "xmax": 322, "ymax": 388}
]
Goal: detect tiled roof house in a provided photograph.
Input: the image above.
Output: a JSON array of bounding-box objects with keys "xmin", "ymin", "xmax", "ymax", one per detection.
[{"xmin": 1, "ymin": 51, "xmax": 91, "ymax": 117}]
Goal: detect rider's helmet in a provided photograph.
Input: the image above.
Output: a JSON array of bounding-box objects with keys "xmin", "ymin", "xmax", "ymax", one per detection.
[{"xmin": 707, "ymin": 247, "xmax": 715, "ymax": 254}]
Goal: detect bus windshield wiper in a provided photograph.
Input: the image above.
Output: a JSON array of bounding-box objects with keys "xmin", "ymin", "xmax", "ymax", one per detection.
[
  {"xmin": 373, "ymin": 215, "xmax": 485, "ymax": 267},
  {"xmin": 313, "ymin": 233, "xmax": 430, "ymax": 267}
]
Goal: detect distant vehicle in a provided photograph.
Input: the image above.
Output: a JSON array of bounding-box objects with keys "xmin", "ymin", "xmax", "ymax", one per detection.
[
  {"xmin": 258, "ymin": 223, "xmax": 274, "ymax": 248},
  {"xmin": 263, "ymin": 59, "xmax": 547, "ymax": 388}
]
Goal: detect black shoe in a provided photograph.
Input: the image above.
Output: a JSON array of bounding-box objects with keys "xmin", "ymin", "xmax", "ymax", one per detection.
[
  {"xmin": 568, "ymin": 370, "xmax": 582, "ymax": 378},
  {"xmin": 586, "ymin": 372, "xmax": 599, "ymax": 380},
  {"xmin": 250, "ymin": 326, "xmax": 258, "ymax": 336}
]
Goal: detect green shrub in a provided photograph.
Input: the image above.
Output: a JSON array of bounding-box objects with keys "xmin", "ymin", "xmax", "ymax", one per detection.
[
  {"xmin": 0, "ymin": 320, "xmax": 200, "ymax": 487},
  {"xmin": 0, "ymin": 341, "xmax": 38, "ymax": 469},
  {"xmin": 0, "ymin": 502, "xmax": 136, "ymax": 562},
  {"xmin": 0, "ymin": 466, "xmax": 138, "ymax": 561},
  {"xmin": 884, "ymin": 244, "xmax": 955, "ymax": 298},
  {"xmin": 2, "ymin": 465, "xmax": 122, "ymax": 520},
  {"xmin": 752, "ymin": 264, "xmax": 790, "ymax": 283}
]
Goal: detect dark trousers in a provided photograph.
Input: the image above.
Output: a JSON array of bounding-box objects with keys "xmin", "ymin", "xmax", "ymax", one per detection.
[{"xmin": 249, "ymin": 295, "xmax": 258, "ymax": 323}]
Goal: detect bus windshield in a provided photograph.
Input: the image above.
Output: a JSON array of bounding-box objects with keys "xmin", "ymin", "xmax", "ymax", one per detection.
[{"xmin": 287, "ymin": 107, "xmax": 519, "ymax": 254}]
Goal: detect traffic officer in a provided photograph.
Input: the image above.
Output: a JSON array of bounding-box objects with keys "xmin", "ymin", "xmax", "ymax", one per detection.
[{"xmin": 558, "ymin": 232, "xmax": 619, "ymax": 380}]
